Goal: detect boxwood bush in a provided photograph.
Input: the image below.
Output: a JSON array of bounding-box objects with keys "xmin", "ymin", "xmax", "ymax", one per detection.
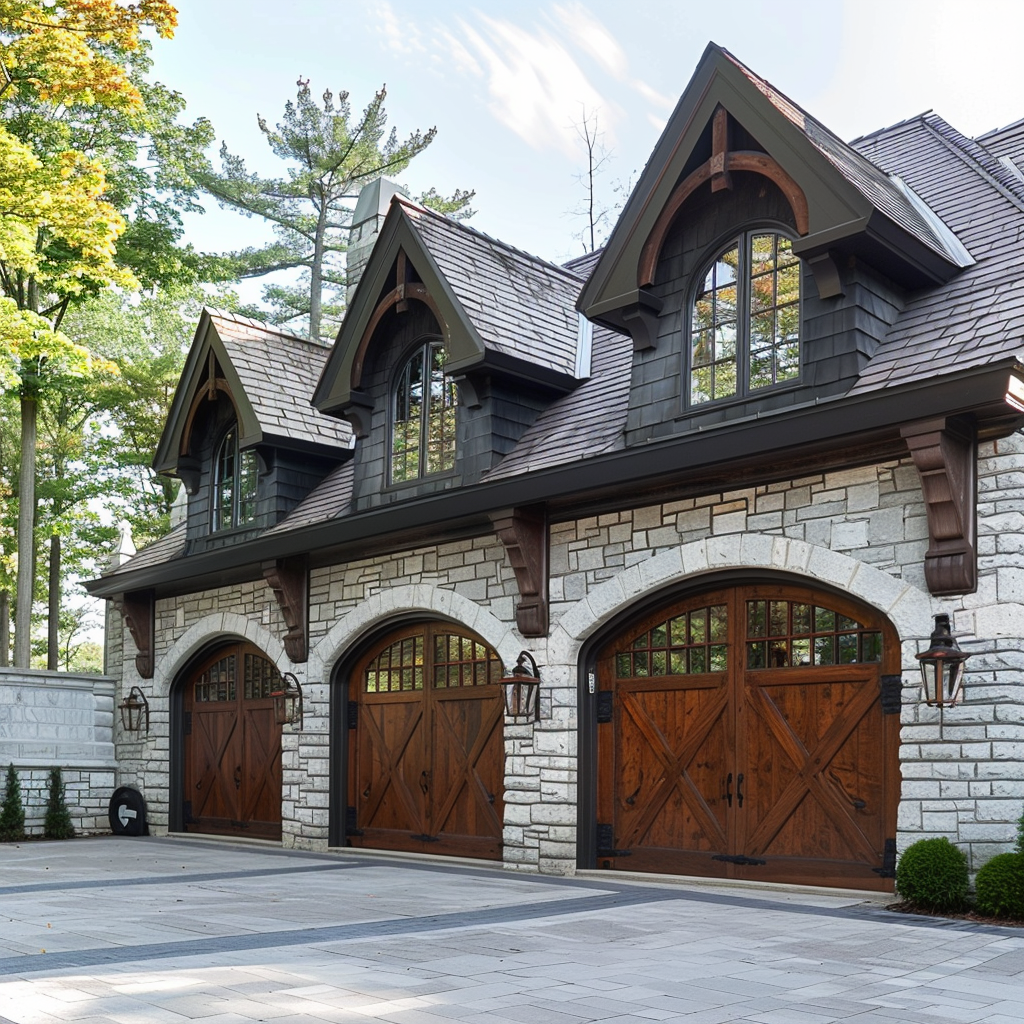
[
  {"xmin": 895, "ymin": 837, "xmax": 969, "ymax": 912},
  {"xmin": 975, "ymin": 852, "xmax": 1024, "ymax": 919}
]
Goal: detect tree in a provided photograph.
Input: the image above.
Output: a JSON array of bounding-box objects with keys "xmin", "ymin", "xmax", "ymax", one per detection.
[
  {"xmin": 0, "ymin": 763, "xmax": 25, "ymax": 841},
  {"xmin": 194, "ymin": 80, "xmax": 474, "ymax": 342},
  {"xmin": 43, "ymin": 765, "xmax": 74, "ymax": 839},
  {"xmin": 571, "ymin": 106, "xmax": 612, "ymax": 254},
  {"xmin": 0, "ymin": 2, "xmax": 213, "ymax": 667}
]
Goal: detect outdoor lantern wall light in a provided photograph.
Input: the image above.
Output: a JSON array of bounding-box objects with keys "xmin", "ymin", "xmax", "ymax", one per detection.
[
  {"xmin": 271, "ymin": 671, "xmax": 304, "ymax": 729},
  {"xmin": 501, "ymin": 651, "xmax": 541, "ymax": 723},
  {"xmin": 916, "ymin": 613, "xmax": 971, "ymax": 707},
  {"xmin": 118, "ymin": 686, "xmax": 150, "ymax": 734}
]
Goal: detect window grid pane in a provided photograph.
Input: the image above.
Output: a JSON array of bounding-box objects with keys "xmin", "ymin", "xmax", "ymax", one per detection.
[
  {"xmin": 365, "ymin": 636, "xmax": 425, "ymax": 692},
  {"xmin": 243, "ymin": 652, "xmax": 277, "ymax": 699},
  {"xmin": 392, "ymin": 341, "xmax": 455, "ymax": 483},
  {"xmin": 432, "ymin": 633, "xmax": 502, "ymax": 688},
  {"xmin": 615, "ymin": 604, "xmax": 729, "ymax": 677},
  {"xmin": 195, "ymin": 655, "xmax": 236, "ymax": 702},
  {"xmin": 745, "ymin": 599, "xmax": 883, "ymax": 669}
]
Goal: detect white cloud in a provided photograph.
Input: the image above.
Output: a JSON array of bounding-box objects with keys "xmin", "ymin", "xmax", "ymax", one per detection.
[
  {"xmin": 552, "ymin": 2, "xmax": 628, "ymax": 80},
  {"xmin": 451, "ymin": 12, "xmax": 614, "ymax": 158},
  {"xmin": 375, "ymin": 0, "xmax": 426, "ymax": 57}
]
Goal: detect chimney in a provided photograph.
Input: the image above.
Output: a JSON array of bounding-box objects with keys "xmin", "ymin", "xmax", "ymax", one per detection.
[{"xmin": 347, "ymin": 178, "xmax": 408, "ymax": 303}]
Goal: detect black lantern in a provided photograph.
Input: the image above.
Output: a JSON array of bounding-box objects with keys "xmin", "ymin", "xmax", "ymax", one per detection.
[
  {"xmin": 271, "ymin": 672, "xmax": 303, "ymax": 729},
  {"xmin": 501, "ymin": 651, "xmax": 540, "ymax": 722},
  {"xmin": 119, "ymin": 686, "xmax": 149, "ymax": 734},
  {"xmin": 916, "ymin": 614, "xmax": 970, "ymax": 707}
]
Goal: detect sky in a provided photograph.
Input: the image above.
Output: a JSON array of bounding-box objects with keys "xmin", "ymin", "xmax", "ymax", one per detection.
[{"xmin": 151, "ymin": 0, "xmax": 1024, "ymax": 273}]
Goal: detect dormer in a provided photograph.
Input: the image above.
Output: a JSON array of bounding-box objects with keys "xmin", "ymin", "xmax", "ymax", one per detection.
[
  {"xmin": 153, "ymin": 309, "xmax": 352, "ymax": 552},
  {"xmin": 314, "ymin": 198, "xmax": 589, "ymax": 510},
  {"xmin": 578, "ymin": 44, "xmax": 974, "ymax": 443}
]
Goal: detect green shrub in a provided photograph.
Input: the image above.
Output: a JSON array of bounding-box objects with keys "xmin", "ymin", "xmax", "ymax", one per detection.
[
  {"xmin": 975, "ymin": 852, "xmax": 1024, "ymax": 919},
  {"xmin": 895, "ymin": 837, "xmax": 969, "ymax": 912},
  {"xmin": 43, "ymin": 767, "xmax": 75, "ymax": 840},
  {"xmin": 0, "ymin": 764, "xmax": 25, "ymax": 842}
]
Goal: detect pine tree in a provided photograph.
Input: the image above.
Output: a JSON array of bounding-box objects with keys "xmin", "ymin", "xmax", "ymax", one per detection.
[
  {"xmin": 0, "ymin": 764, "xmax": 26, "ymax": 842},
  {"xmin": 43, "ymin": 767, "xmax": 75, "ymax": 840}
]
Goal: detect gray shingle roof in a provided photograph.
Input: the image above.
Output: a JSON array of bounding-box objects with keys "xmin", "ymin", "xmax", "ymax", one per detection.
[
  {"xmin": 402, "ymin": 203, "xmax": 585, "ymax": 377},
  {"xmin": 849, "ymin": 115, "xmax": 1024, "ymax": 393},
  {"xmin": 207, "ymin": 310, "xmax": 352, "ymax": 450},
  {"xmin": 727, "ymin": 51, "xmax": 971, "ymax": 268},
  {"xmin": 264, "ymin": 461, "xmax": 355, "ymax": 534},
  {"xmin": 103, "ymin": 523, "xmax": 185, "ymax": 578}
]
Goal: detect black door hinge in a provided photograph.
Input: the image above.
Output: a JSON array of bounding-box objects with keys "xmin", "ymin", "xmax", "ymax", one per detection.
[
  {"xmin": 183, "ymin": 711, "xmax": 192, "ymax": 736},
  {"xmin": 596, "ymin": 691, "xmax": 613, "ymax": 724},
  {"xmin": 347, "ymin": 701, "xmax": 358, "ymax": 729},
  {"xmin": 182, "ymin": 800, "xmax": 194, "ymax": 824},
  {"xmin": 712, "ymin": 854, "xmax": 767, "ymax": 866},
  {"xmin": 345, "ymin": 806, "xmax": 363, "ymax": 837},
  {"xmin": 880, "ymin": 676, "xmax": 902, "ymax": 715},
  {"xmin": 596, "ymin": 822, "xmax": 631, "ymax": 857},
  {"xmin": 873, "ymin": 838, "xmax": 898, "ymax": 878},
  {"xmin": 409, "ymin": 833, "xmax": 439, "ymax": 842}
]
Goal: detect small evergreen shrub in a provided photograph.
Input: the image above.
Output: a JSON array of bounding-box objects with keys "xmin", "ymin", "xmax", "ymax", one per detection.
[
  {"xmin": 895, "ymin": 837, "xmax": 969, "ymax": 912},
  {"xmin": 0, "ymin": 764, "xmax": 25, "ymax": 842},
  {"xmin": 975, "ymin": 852, "xmax": 1024, "ymax": 919},
  {"xmin": 43, "ymin": 767, "xmax": 75, "ymax": 840}
]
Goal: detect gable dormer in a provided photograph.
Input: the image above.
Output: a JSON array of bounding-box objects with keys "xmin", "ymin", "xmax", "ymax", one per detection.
[
  {"xmin": 314, "ymin": 198, "xmax": 588, "ymax": 510},
  {"xmin": 153, "ymin": 309, "xmax": 352, "ymax": 551},
  {"xmin": 578, "ymin": 44, "xmax": 973, "ymax": 443}
]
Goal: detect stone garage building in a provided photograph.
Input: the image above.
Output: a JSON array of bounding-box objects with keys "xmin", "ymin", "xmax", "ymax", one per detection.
[{"xmin": 89, "ymin": 44, "xmax": 1024, "ymax": 890}]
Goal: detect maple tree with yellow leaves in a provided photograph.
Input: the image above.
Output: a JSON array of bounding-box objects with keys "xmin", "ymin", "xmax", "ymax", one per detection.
[{"xmin": 0, "ymin": 1, "xmax": 181, "ymax": 667}]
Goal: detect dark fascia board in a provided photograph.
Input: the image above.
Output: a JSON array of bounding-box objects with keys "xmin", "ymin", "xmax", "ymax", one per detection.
[
  {"xmin": 152, "ymin": 311, "xmax": 261, "ymax": 474},
  {"xmin": 444, "ymin": 347, "xmax": 579, "ymax": 392},
  {"xmin": 578, "ymin": 44, "xmax": 959, "ymax": 319},
  {"xmin": 87, "ymin": 360, "xmax": 1024, "ymax": 599},
  {"xmin": 312, "ymin": 203, "xmax": 487, "ymax": 415}
]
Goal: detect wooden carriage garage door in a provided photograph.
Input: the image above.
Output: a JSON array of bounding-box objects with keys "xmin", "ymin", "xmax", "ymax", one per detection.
[
  {"xmin": 596, "ymin": 584, "xmax": 900, "ymax": 890},
  {"xmin": 182, "ymin": 642, "xmax": 282, "ymax": 840},
  {"xmin": 347, "ymin": 624, "xmax": 504, "ymax": 860}
]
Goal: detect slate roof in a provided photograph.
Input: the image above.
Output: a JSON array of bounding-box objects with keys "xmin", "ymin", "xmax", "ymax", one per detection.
[
  {"xmin": 207, "ymin": 310, "xmax": 352, "ymax": 449},
  {"xmin": 103, "ymin": 523, "xmax": 185, "ymax": 579},
  {"xmin": 401, "ymin": 202, "xmax": 584, "ymax": 378},
  {"xmin": 101, "ymin": 58, "xmax": 1024, "ymax": 585},
  {"xmin": 849, "ymin": 115, "xmax": 1024, "ymax": 392},
  {"xmin": 726, "ymin": 50, "xmax": 972, "ymax": 268}
]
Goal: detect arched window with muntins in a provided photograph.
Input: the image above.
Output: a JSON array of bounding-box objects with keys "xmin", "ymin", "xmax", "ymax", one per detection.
[
  {"xmin": 391, "ymin": 339, "xmax": 457, "ymax": 484},
  {"xmin": 690, "ymin": 230, "xmax": 800, "ymax": 407},
  {"xmin": 212, "ymin": 426, "xmax": 258, "ymax": 531}
]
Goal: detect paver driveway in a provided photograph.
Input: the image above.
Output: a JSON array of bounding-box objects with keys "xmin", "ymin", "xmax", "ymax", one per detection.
[{"xmin": 2, "ymin": 836, "xmax": 1024, "ymax": 1024}]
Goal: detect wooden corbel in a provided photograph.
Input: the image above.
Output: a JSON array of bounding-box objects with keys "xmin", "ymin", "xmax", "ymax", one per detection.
[
  {"xmin": 491, "ymin": 506, "xmax": 549, "ymax": 637},
  {"xmin": 901, "ymin": 417, "xmax": 977, "ymax": 595},
  {"xmin": 262, "ymin": 555, "xmax": 309, "ymax": 662},
  {"xmin": 621, "ymin": 291, "xmax": 664, "ymax": 351},
  {"xmin": 114, "ymin": 590, "xmax": 155, "ymax": 679}
]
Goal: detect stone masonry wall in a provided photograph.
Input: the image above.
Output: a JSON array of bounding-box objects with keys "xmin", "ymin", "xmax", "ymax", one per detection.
[
  {"xmin": 113, "ymin": 435, "xmax": 1024, "ymax": 874},
  {"xmin": 0, "ymin": 669, "xmax": 118, "ymax": 835}
]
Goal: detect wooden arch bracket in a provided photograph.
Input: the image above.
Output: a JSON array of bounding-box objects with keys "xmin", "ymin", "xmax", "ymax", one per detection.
[
  {"xmin": 901, "ymin": 416, "xmax": 977, "ymax": 596},
  {"xmin": 262, "ymin": 555, "xmax": 309, "ymax": 662},
  {"xmin": 638, "ymin": 104, "xmax": 810, "ymax": 289},
  {"xmin": 491, "ymin": 505, "xmax": 549, "ymax": 637},
  {"xmin": 114, "ymin": 589, "xmax": 155, "ymax": 679}
]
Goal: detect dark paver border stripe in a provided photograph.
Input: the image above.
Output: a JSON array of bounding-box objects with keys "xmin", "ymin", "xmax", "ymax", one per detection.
[
  {"xmin": 0, "ymin": 889, "xmax": 678, "ymax": 977},
  {"xmin": 0, "ymin": 862, "xmax": 357, "ymax": 896}
]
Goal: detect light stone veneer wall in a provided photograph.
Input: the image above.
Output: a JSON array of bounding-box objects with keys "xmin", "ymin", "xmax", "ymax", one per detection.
[
  {"xmin": 0, "ymin": 668, "xmax": 118, "ymax": 834},
  {"xmin": 111, "ymin": 433, "xmax": 1024, "ymax": 874}
]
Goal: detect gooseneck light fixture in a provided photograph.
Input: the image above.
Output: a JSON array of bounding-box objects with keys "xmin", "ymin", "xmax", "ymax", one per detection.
[{"xmin": 916, "ymin": 613, "xmax": 971, "ymax": 707}]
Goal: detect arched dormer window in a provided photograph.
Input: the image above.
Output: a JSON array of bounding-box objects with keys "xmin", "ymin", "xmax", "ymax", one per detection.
[
  {"xmin": 390, "ymin": 339, "xmax": 457, "ymax": 484},
  {"xmin": 213, "ymin": 426, "xmax": 258, "ymax": 531},
  {"xmin": 689, "ymin": 230, "xmax": 800, "ymax": 407}
]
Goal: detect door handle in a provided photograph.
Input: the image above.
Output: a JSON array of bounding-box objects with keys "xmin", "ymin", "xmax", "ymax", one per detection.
[
  {"xmin": 419, "ymin": 770, "xmax": 430, "ymax": 794},
  {"xmin": 736, "ymin": 773, "xmax": 744, "ymax": 808},
  {"xmin": 234, "ymin": 765, "xmax": 241, "ymax": 791},
  {"xmin": 725, "ymin": 772, "xmax": 733, "ymax": 807}
]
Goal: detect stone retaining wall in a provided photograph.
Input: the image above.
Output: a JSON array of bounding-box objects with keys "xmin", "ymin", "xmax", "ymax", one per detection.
[{"xmin": 0, "ymin": 668, "xmax": 118, "ymax": 834}]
